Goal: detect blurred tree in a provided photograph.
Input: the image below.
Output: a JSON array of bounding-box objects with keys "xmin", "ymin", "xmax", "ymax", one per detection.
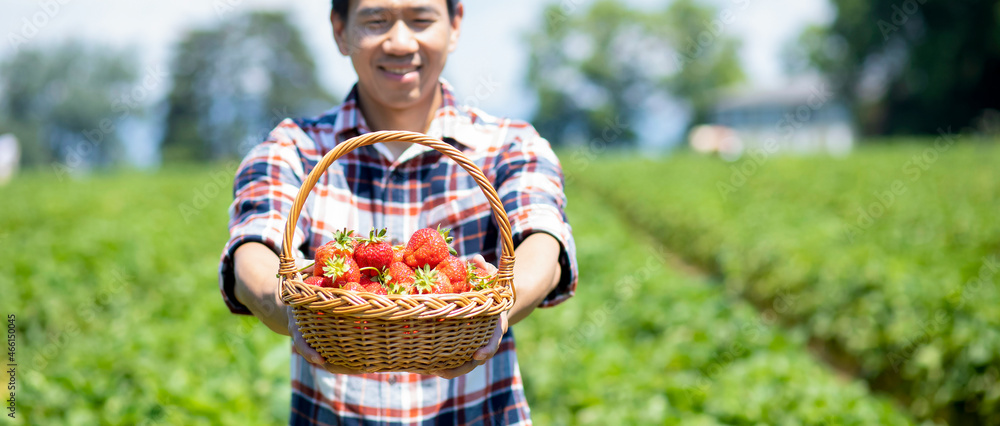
[
  {"xmin": 788, "ymin": 0, "xmax": 1000, "ymax": 135},
  {"xmin": 161, "ymin": 10, "xmax": 336, "ymax": 162},
  {"xmin": 526, "ymin": 0, "xmax": 745, "ymax": 147},
  {"xmin": 0, "ymin": 42, "xmax": 140, "ymax": 168}
]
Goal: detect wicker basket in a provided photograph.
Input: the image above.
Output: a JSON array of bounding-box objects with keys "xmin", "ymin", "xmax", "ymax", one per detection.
[{"xmin": 276, "ymin": 131, "xmax": 516, "ymax": 373}]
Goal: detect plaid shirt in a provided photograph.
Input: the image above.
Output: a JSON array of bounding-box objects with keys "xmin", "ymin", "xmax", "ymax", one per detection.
[{"xmin": 218, "ymin": 79, "xmax": 578, "ymax": 425}]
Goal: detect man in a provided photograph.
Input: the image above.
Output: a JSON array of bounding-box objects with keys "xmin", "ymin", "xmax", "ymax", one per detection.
[{"xmin": 218, "ymin": 0, "xmax": 578, "ymax": 423}]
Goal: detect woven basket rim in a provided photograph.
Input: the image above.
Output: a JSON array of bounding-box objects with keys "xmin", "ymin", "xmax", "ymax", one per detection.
[{"xmin": 281, "ymin": 274, "xmax": 514, "ymax": 320}]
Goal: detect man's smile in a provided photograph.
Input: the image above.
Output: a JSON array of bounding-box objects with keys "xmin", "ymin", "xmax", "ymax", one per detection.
[{"xmin": 379, "ymin": 65, "xmax": 421, "ymax": 75}]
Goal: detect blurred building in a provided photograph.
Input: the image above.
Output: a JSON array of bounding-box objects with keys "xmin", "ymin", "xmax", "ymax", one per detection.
[
  {"xmin": 0, "ymin": 133, "xmax": 19, "ymax": 185},
  {"xmin": 700, "ymin": 76, "xmax": 855, "ymax": 157}
]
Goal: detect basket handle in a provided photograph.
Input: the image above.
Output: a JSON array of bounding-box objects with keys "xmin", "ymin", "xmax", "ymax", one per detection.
[{"xmin": 276, "ymin": 130, "xmax": 516, "ymax": 301}]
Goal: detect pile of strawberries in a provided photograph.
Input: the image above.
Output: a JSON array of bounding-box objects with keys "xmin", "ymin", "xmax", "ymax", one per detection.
[{"xmin": 302, "ymin": 227, "xmax": 495, "ymax": 295}]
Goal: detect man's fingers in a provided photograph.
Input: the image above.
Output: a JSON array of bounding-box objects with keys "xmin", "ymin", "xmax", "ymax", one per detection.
[
  {"xmin": 293, "ymin": 333, "xmax": 325, "ymax": 365},
  {"xmin": 289, "ymin": 311, "xmax": 325, "ymax": 365},
  {"xmin": 432, "ymin": 360, "xmax": 480, "ymax": 379},
  {"xmin": 472, "ymin": 254, "xmax": 498, "ymax": 274},
  {"xmin": 474, "ymin": 317, "xmax": 504, "ymax": 360}
]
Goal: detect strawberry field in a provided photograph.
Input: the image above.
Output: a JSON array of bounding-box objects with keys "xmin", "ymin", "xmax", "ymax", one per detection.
[
  {"xmin": 2, "ymin": 140, "xmax": 994, "ymax": 424},
  {"xmin": 568, "ymin": 140, "xmax": 1000, "ymax": 424}
]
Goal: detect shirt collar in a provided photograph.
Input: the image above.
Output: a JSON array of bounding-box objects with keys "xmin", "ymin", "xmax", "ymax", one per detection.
[{"xmin": 328, "ymin": 78, "xmax": 484, "ymax": 151}]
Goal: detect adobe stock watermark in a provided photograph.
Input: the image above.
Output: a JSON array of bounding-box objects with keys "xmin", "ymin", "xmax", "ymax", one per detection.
[
  {"xmin": 877, "ymin": 0, "xmax": 928, "ymax": 41},
  {"xmin": 233, "ymin": 106, "xmax": 291, "ymax": 157},
  {"xmin": 674, "ymin": 0, "xmax": 752, "ymax": 65},
  {"xmin": 223, "ymin": 316, "xmax": 263, "ymax": 356},
  {"xmin": 544, "ymin": 0, "xmax": 587, "ymax": 25},
  {"xmin": 716, "ymin": 83, "xmax": 832, "ymax": 200},
  {"xmin": 948, "ymin": 255, "xmax": 999, "ymax": 310},
  {"xmin": 177, "ymin": 161, "xmax": 241, "ymax": 225},
  {"xmin": 884, "ymin": 309, "xmax": 949, "ymax": 373},
  {"xmin": 685, "ymin": 288, "xmax": 798, "ymax": 398},
  {"xmin": 841, "ymin": 127, "xmax": 957, "ymax": 242},
  {"xmin": 52, "ymin": 64, "xmax": 169, "ymax": 181},
  {"xmin": 177, "ymin": 106, "xmax": 293, "ymax": 225},
  {"xmin": 459, "ymin": 74, "xmax": 500, "ymax": 111},
  {"xmin": 563, "ymin": 115, "xmax": 628, "ymax": 187},
  {"xmin": 213, "ymin": 0, "xmax": 245, "ymax": 17},
  {"xmin": 6, "ymin": 0, "xmax": 75, "ymax": 52},
  {"xmin": 556, "ymin": 248, "xmax": 661, "ymax": 359},
  {"xmin": 884, "ymin": 254, "xmax": 996, "ymax": 374},
  {"xmin": 27, "ymin": 269, "xmax": 131, "ymax": 374}
]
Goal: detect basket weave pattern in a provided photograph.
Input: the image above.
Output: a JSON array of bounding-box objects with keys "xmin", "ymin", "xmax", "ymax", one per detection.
[{"xmin": 277, "ymin": 131, "xmax": 516, "ymax": 373}]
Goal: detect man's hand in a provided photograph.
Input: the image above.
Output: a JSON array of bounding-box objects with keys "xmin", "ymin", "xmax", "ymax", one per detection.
[
  {"xmin": 424, "ymin": 255, "xmax": 507, "ymax": 379},
  {"xmin": 287, "ymin": 305, "xmax": 367, "ymax": 375}
]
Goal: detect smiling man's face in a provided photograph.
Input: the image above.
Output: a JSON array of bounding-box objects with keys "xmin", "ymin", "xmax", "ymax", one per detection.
[{"xmin": 333, "ymin": 0, "xmax": 462, "ymax": 112}]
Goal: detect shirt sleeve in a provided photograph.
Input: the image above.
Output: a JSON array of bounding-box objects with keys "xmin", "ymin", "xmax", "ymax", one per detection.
[
  {"xmin": 493, "ymin": 126, "xmax": 579, "ymax": 308},
  {"xmin": 218, "ymin": 120, "xmax": 312, "ymax": 315}
]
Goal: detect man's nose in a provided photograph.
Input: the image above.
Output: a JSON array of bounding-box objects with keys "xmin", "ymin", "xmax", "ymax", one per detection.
[{"xmin": 382, "ymin": 20, "xmax": 419, "ymax": 55}]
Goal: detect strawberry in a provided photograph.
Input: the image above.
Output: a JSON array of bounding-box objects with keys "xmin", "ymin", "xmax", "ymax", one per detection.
[
  {"xmin": 314, "ymin": 229, "xmax": 358, "ymax": 274},
  {"xmin": 321, "ymin": 254, "xmax": 361, "ymax": 287},
  {"xmin": 303, "ymin": 276, "xmax": 329, "ymax": 287},
  {"xmin": 413, "ymin": 265, "xmax": 452, "ymax": 294},
  {"xmin": 435, "ymin": 256, "xmax": 469, "ymax": 293},
  {"xmin": 403, "ymin": 225, "xmax": 457, "ymax": 269},
  {"xmin": 392, "ymin": 244, "xmax": 406, "ymax": 263},
  {"xmin": 467, "ymin": 262, "xmax": 496, "ymax": 291},
  {"xmin": 360, "ymin": 275, "xmax": 388, "ymax": 295},
  {"xmin": 341, "ymin": 282, "xmax": 365, "ymax": 292},
  {"xmin": 385, "ymin": 261, "xmax": 416, "ymax": 294},
  {"xmin": 354, "ymin": 228, "xmax": 394, "ymax": 277}
]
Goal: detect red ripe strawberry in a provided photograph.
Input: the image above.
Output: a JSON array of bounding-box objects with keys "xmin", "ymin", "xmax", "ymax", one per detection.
[
  {"xmin": 413, "ymin": 265, "xmax": 452, "ymax": 294},
  {"xmin": 314, "ymin": 229, "xmax": 358, "ymax": 273},
  {"xmin": 392, "ymin": 244, "xmax": 406, "ymax": 264},
  {"xmin": 322, "ymin": 254, "xmax": 360, "ymax": 287},
  {"xmin": 303, "ymin": 276, "xmax": 329, "ymax": 287},
  {"xmin": 354, "ymin": 228, "xmax": 393, "ymax": 277},
  {"xmin": 467, "ymin": 262, "xmax": 496, "ymax": 291},
  {"xmin": 435, "ymin": 256, "xmax": 469, "ymax": 293},
  {"xmin": 341, "ymin": 282, "xmax": 365, "ymax": 292},
  {"xmin": 360, "ymin": 275, "xmax": 388, "ymax": 295},
  {"xmin": 403, "ymin": 225, "xmax": 457, "ymax": 269},
  {"xmin": 385, "ymin": 262, "xmax": 416, "ymax": 294}
]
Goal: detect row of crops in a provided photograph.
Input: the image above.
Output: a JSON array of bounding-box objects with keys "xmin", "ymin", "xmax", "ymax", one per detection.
[
  {"xmin": 568, "ymin": 141, "xmax": 1000, "ymax": 424},
  {"xmin": 1, "ymin": 166, "xmax": 917, "ymax": 424},
  {"xmin": 2, "ymin": 168, "xmax": 291, "ymax": 424},
  {"xmin": 520, "ymin": 186, "xmax": 912, "ymax": 424}
]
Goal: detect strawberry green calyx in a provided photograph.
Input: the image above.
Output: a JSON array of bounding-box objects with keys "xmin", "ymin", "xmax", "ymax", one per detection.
[
  {"xmin": 467, "ymin": 262, "xmax": 496, "ymax": 291},
  {"xmin": 437, "ymin": 225, "xmax": 458, "ymax": 255},
  {"xmin": 323, "ymin": 256, "xmax": 352, "ymax": 278},
  {"xmin": 413, "ymin": 265, "xmax": 438, "ymax": 294},
  {"xmin": 479, "ymin": 275, "xmax": 498, "ymax": 290},
  {"xmin": 437, "ymin": 225, "xmax": 453, "ymax": 244},
  {"xmin": 362, "ymin": 227, "xmax": 388, "ymax": 244},
  {"xmin": 388, "ymin": 281, "xmax": 409, "ymax": 295},
  {"xmin": 332, "ymin": 228, "xmax": 357, "ymax": 251}
]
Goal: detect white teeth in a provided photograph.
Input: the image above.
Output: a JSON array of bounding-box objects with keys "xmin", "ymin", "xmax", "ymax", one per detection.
[{"xmin": 383, "ymin": 67, "xmax": 417, "ymax": 74}]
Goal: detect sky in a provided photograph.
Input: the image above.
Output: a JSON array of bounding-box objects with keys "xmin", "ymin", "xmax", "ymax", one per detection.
[{"xmin": 1, "ymin": 0, "xmax": 832, "ymax": 158}]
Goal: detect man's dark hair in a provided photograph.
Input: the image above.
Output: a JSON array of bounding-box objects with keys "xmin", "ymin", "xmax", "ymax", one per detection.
[{"xmin": 332, "ymin": 0, "xmax": 458, "ymax": 20}]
